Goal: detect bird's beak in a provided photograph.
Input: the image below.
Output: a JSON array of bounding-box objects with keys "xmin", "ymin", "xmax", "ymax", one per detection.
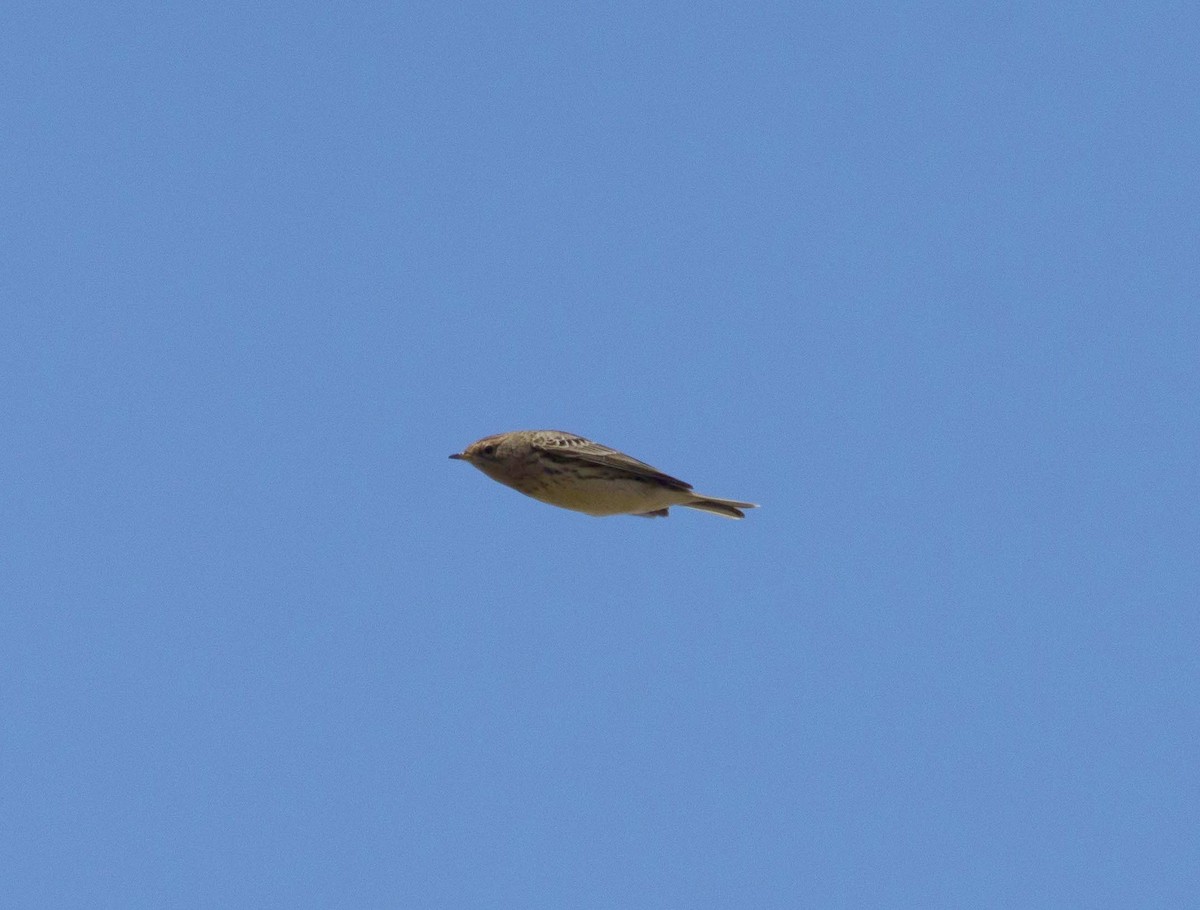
[{"xmin": 449, "ymin": 452, "xmax": 466, "ymax": 460}]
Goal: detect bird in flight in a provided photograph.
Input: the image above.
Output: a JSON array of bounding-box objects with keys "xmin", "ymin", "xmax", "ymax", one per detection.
[{"xmin": 450, "ymin": 430, "xmax": 758, "ymax": 519}]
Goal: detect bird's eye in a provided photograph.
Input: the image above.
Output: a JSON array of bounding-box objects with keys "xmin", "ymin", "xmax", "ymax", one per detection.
[{"xmin": 482, "ymin": 444, "xmax": 496, "ymax": 456}]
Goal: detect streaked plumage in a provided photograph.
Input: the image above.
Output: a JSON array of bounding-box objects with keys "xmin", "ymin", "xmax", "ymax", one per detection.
[{"xmin": 450, "ymin": 430, "xmax": 758, "ymax": 519}]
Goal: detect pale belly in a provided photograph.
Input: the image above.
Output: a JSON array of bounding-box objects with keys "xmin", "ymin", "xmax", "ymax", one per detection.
[{"xmin": 521, "ymin": 476, "xmax": 691, "ymax": 516}]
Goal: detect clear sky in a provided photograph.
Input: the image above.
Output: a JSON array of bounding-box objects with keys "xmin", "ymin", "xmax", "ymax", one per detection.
[{"xmin": 3, "ymin": 1, "xmax": 1197, "ymax": 907}]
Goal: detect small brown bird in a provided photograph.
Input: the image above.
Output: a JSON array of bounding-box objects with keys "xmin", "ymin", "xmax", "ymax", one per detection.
[{"xmin": 450, "ymin": 430, "xmax": 758, "ymax": 519}]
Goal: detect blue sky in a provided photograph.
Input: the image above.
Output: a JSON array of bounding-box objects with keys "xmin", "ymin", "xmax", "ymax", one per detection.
[{"xmin": 3, "ymin": 1, "xmax": 1197, "ymax": 906}]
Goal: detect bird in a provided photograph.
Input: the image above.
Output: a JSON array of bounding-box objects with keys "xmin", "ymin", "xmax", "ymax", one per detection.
[{"xmin": 449, "ymin": 430, "xmax": 758, "ymax": 519}]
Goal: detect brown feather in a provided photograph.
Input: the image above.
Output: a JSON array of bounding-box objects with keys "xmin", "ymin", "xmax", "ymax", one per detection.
[{"xmin": 531, "ymin": 434, "xmax": 693, "ymax": 490}]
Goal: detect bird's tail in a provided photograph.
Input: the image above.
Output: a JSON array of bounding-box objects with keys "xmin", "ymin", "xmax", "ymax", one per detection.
[{"xmin": 682, "ymin": 495, "xmax": 759, "ymax": 519}]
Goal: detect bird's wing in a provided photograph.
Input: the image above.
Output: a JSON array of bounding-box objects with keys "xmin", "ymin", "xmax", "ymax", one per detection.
[{"xmin": 532, "ymin": 434, "xmax": 693, "ymax": 490}]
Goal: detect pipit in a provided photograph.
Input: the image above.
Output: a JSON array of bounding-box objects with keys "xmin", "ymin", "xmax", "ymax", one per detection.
[{"xmin": 449, "ymin": 430, "xmax": 758, "ymax": 519}]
